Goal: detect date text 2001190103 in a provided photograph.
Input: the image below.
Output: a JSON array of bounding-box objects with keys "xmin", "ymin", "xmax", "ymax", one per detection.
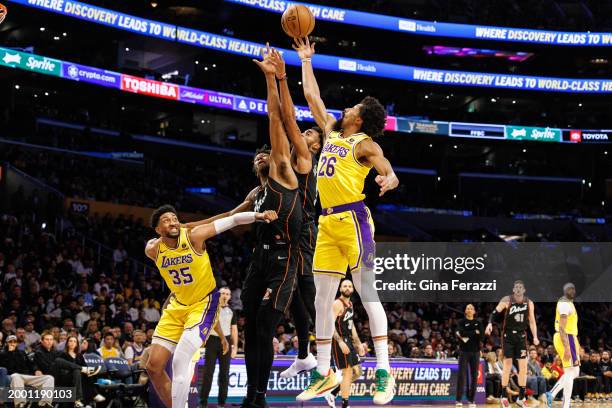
[{"xmin": 0, "ymin": 387, "xmax": 76, "ymax": 402}]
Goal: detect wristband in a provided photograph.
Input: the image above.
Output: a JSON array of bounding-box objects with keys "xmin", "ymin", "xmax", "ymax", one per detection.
[{"xmin": 301, "ymin": 58, "xmax": 311, "ymax": 63}]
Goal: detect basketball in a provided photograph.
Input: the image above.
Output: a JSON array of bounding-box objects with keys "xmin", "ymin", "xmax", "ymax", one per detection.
[
  {"xmin": 0, "ymin": 3, "xmax": 7, "ymax": 24},
  {"xmin": 281, "ymin": 4, "xmax": 315, "ymax": 38}
]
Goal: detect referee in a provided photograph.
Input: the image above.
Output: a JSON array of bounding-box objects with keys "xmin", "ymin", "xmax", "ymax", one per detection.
[
  {"xmin": 200, "ymin": 287, "xmax": 238, "ymax": 408},
  {"xmin": 455, "ymin": 304, "xmax": 484, "ymax": 408}
]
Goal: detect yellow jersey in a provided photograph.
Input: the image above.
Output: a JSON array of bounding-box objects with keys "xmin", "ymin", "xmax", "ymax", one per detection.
[
  {"xmin": 317, "ymin": 131, "xmax": 372, "ymax": 208},
  {"xmin": 555, "ymin": 297, "xmax": 578, "ymax": 335},
  {"xmin": 155, "ymin": 227, "xmax": 215, "ymax": 305}
]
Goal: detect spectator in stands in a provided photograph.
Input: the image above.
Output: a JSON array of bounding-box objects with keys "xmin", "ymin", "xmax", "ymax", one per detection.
[
  {"xmin": 23, "ymin": 317, "xmax": 40, "ymax": 348},
  {"xmin": 388, "ymin": 341, "xmax": 402, "ymax": 358},
  {"xmin": 125, "ymin": 329, "xmax": 146, "ymax": 365},
  {"xmin": 58, "ymin": 335, "xmax": 105, "ymax": 405},
  {"xmin": 0, "ymin": 334, "xmax": 55, "ymax": 408},
  {"xmin": 527, "ymin": 348, "xmax": 548, "ymax": 404},
  {"xmin": 601, "ymin": 351, "xmax": 612, "ymax": 398},
  {"xmin": 542, "ymin": 356, "xmax": 560, "ymax": 388},
  {"xmin": 142, "ymin": 297, "xmax": 160, "ymax": 323},
  {"xmin": 422, "ymin": 344, "xmax": 435, "ymax": 359},
  {"xmin": 76, "ymin": 302, "xmax": 92, "ymax": 329},
  {"xmin": 98, "ymin": 332, "xmax": 123, "ymax": 359},
  {"xmin": 15, "ymin": 328, "xmax": 27, "ymax": 352},
  {"xmin": 285, "ymin": 336, "xmax": 299, "ymax": 356},
  {"xmin": 2, "ymin": 317, "xmax": 15, "ymax": 338},
  {"xmin": 582, "ymin": 350, "xmax": 603, "ymax": 401},
  {"xmin": 485, "ymin": 351, "xmax": 502, "ymax": 403}
]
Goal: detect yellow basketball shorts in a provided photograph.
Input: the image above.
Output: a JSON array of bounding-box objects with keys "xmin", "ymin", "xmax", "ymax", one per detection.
[
  {"xmin": 152, "ymin": 289, "xmax": 220, "ymax": 352},
  {"xmin": 553, "ymin": 332, "xmax": 581, "ymax": 368},
  {"xmin": 313, "ymin": 201, "xmax": 375, "ymax": 277}
]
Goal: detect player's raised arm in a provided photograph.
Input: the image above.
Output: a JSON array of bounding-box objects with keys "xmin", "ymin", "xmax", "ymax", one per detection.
[
  {"xmin": 270, "ymin": 48, "xmax": 312, "ymax": 174},
  {"xmin": 189, "ymin": 210, "xmax": 278, "ymax": 248},
  {"xmin": 293, "ymin": 37, "xmax": 335, "ymax": 138},
  {"xmin": 254, "ymin": 44, "xmax": 296, "ymax": 186},
  {"xmin": 528, "ymin": 300, "xmax": 539, "ymax": 346},
  {"xmin": 356, "ymin": 139, "xmax": 399, "ymax": 197},
  {"xmin": 182, "ymin": 187, "xmax": 258, "ymax": 229}
]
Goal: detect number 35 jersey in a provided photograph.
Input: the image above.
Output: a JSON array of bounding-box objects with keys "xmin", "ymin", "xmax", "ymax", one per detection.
[
  {"xmin": 317, "ymin": 131, "xmax": 372, "ymax": 208},
  {"xmin": 156, "ymin": 227, "xmax": 216, "ymax": 305}
]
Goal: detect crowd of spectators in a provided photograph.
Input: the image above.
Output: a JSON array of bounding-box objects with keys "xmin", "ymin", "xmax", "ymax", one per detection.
[{"xmin": 2, "ymin": 202, "xmax": 612, "ymax": 404}]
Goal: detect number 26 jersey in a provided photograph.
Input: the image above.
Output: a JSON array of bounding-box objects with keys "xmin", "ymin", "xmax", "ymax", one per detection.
[{"xmin": 317, "ymin": 131, "xmax": 372, "ymax": 209}]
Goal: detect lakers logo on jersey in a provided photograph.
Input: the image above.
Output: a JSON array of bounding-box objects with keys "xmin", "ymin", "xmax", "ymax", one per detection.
[
  {"xmin": 317, "ymin": 131, "xmax": 372, "ymax": 209},
  {"xmin": 201, "ymin": 326, "xmax": 209, "ymax": 336},
  {"xmin": 155, "ymin": 228, "xmax": 216, "ymax": 305}
]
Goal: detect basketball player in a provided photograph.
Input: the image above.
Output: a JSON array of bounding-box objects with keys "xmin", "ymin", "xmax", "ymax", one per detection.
[
  {"xmin": 265, "ymin": 47, "xmax": 323, "ymax": 378},
  {"xmin": 293, "ymin": 37, "xmax": 399, "ymax": 405},
  {"xmin": 545, "ymin": 283, "xmax": 580, "ymax": 408},
  {"xmin": 485, "ymin": 280, "xmax": 539, "ymax": 408},
  {"xmin": 144, "ymin": 205, "xmax": 277, "ymax": 408},
  {"xmin": 325, "ymin": 279, "xmax": 364, "ymax": 408},
  {"xmin": 238, "ymin": 44, "xmax": 303, "ymax": 408}
]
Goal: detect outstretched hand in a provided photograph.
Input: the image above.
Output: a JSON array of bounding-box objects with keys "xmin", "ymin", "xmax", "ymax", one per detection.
[
  {"xmin": 253, "ymin": 42, "xmax": 276, "ymax": 75},
  {"xmin": 375, "ymin": 173, "xmax": 399, "ymax": 196},
  {"xmin": 292, "ymin": 37, "xmax": 315, "ymax": 60},
  {"xmin": 268, "ymin": 48, "xmax": 286, "ymax": 79},
  {"xmin": 256, "ymin": 210, "xmax": 278, "ymax": 223}
]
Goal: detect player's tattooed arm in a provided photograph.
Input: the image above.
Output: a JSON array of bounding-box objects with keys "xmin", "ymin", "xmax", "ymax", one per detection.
[
  {"xmin": 269, "ymin": 48, "xmax": 312, "ymax": 174},
  {"xmin": 528, "ymin": 300, "xmax": 539, "ymax": 346},
  {"xmin": 182, "ymin": 188, "xmax": 258, "ymax": 229},
  {"xmin": 144, "ymin": 238, "xmax": 160, "ymax": 261},
  {"xmin": 293, "ymin": 37, "xmax": 335, "ymax": 140},
  {"xmin": 356, "ymin": 139, "xmax": 399, "ymax": 197},
  {"xmin": 485, "ymin": 296, "xmax": 510, "ymax": 335}
]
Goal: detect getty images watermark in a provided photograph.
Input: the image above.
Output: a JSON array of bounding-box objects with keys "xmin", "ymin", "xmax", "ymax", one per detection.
[{"xmin": 357, "ymin": 243, "xmax": 612, "ymax": 303}]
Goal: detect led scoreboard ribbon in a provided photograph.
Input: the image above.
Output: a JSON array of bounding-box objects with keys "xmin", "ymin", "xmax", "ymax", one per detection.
[
  {"xmin": 225, "ymin": 0, "xmax": 612, "ymax": 46},
  {"xmin": 2, "ymin": 46, "xmax": 611, "ymax": 144},
  {"xmin": 8, "ymin": 0, "xmax": 612, "ymax": 93}
]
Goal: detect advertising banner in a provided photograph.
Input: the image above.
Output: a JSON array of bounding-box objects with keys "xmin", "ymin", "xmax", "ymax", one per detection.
[
  {"xmin": 505, "ymin": 125, "xmax": 562, "ymax": 142},
  {"xmin": 62, "ymin": 62, "xmax": 121, "ymax": 88},
  {"xmin": 450, "ymin": 122, "xmax": 506, "ymax": 139},
  {"xmin": 7, "ymin": 1, "xmax": 612, "ymax": 92},
  {"xmin": 224, "ymin": 0, "xmax": 612, "ymax": 46},
  {"xmin": 199, "ymin": 356, "xmax": 485, "ymax": 406},
  {"xmin": 121, "ymin": 75, "xmax": 179, "ymax": 100},
  {"xmin": 562, "ymin": 129, "xmax": 612, "ymax": 143},
  {"xmin": 0, "ymin": 48, "xmax": 62, "ymax": 76}
]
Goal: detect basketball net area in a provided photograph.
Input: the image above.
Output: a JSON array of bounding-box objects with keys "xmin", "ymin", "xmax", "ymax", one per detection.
[{"xmin": 0, "ymin": 3, "xmax": 7, "ymax": 25}]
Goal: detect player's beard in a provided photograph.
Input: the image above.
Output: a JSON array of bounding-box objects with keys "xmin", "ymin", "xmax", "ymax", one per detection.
[
  {"xmin": 341, "ymin": 289, "xmax": 352, "ymax": 298},
  {"xmin": 254, "ymin": 163, "xmax": 269, "ymax": 178},
  {"xmin": 332, "ymin": 113, "xmax": 345, "ymax": 132}
]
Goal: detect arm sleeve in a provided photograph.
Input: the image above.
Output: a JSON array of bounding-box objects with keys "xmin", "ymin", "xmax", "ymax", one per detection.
[
  {"xmin": 212, "ymin": 212, "xmax": 257, "ymax": 234},
  {"xmin": 231, "ymin": 311, "xmax": 237, "ymax": 325}
]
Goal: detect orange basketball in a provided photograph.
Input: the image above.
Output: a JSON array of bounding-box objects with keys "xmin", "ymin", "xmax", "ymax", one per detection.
[
  {"xmin": 0, "ymin": 3, "xmax": 7, "ymax": 25},
  {"xmin": 281, "ymin": 4, "xmax": 315, "ymax": 38}
]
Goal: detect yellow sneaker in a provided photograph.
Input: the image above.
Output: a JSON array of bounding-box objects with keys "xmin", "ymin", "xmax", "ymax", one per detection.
[
  {"xmin": 373, "ymin": 369, "xmax": 396, "ymax": 405},
  {"xmin": 296, "ymin": 369, "xmax": 339, "ymax": 401}
]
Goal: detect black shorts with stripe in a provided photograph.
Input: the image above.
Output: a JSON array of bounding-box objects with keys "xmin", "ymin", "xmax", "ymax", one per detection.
[
  {"xmin": 502, "ymin": 331, "xmax": 528, "ymax": 359},
  {"xmin": 241, "ymin": 245, "xmax": 298, "ymax": 313},
  {"xmin": 332, "ymin": 338, "xmax": 360, "ymax": 369}
]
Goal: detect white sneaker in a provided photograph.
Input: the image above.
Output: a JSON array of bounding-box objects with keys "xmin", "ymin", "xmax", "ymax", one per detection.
[
  {"xmin": 500, "ymin": 397, "xmax": 510, "ymax": 408},
  {"xmin": 324, "ymin": 391, "xmax": 337, "ymax": 407},
  {"xmin": 456, "ymin": 403, "xmax": 464, "ymax": 408},
  {"xmin": 469, "ymin": 403, "xmax": 477, "ymax": 408},
  {"xmin": 280, "ymin": 353, "xmax": 317, "ymax": 378},
  {"xmin": 94, "ymin": 394, "xmax": 106, "ymax": 403}
]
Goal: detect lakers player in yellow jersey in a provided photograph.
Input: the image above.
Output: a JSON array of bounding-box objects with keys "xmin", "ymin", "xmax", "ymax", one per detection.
[
  {"xmin": 294, "ymin": 37, "xmax": 399, "ymax": 405},
  {"xmin": 144, "ymin": 205, "xmax": 277, "ymax": 408},
  {"xmin": 545, "ymin": 283, "xmax": 580, "ymax": 408}
]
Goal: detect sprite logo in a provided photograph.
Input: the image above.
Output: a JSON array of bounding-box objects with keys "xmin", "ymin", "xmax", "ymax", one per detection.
[
  {"xmin": 505, "ymin": 125, "xmax": 561, "ymax": 142},
  {"xmin": 0, "ymin": 48, "xmax": 62, "ymax": 76}
]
